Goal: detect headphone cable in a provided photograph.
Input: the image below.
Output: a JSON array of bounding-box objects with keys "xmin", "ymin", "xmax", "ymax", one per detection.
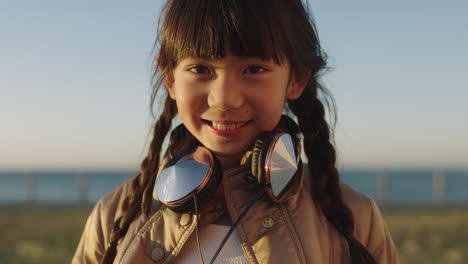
[
  {"xmin": 208, "ymin": 188, "xmax": 266, "ymax": 264},
  {"xmin": 194, "ymin": 194, "xmax": 205, "ymax": 264}
]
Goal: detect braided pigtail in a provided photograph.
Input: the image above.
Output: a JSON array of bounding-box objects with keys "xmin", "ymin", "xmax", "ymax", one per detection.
[
  {"xmin": 100, "ymin": 96, "xmax": 177, "ymax": 264},
  {"xmin": 165, "ymin": 124, "xmax": 201, "ymax": 159},
  {"xmin": 288, "ymin": 87, "xmax": 377, "ymax": 264}
]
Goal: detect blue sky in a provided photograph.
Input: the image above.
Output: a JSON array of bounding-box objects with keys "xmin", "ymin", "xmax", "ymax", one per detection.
[{"xmin": 1, "ymin": 0, "xmax": 467, "ymax": 170}]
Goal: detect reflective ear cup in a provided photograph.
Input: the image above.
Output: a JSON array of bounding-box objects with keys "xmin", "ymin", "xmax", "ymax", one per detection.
[
  {"xmin": 194, "ymin": 153, "xmax": 222, "ymax": 210},
  {"xmin": 154, "ymin": 146, "xmax": 222, "ymax": 213},
  {"xmin": 249, "ymin": 132, "xmax": 300, "ymax": 202}
]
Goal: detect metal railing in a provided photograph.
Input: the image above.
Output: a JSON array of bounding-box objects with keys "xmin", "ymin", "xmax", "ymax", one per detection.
[
  {"xmin": 2, "ymin": 171, "xmax": 466, "ymax": 206},
  {"xmin": 376, "ymin": 171, "xmax": 449, "ymax": 205}
]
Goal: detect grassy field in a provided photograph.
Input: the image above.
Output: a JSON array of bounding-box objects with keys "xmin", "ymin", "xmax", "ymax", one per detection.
[
  {"xmin": 383, "ymin": 206, "xmax": 468, "ymax": 264},
  {"xmin": 0, "ymin": 205, "xmax": 90, "ymax": 264},
  {"xmin": 0, "ymin": 205, "xmax": 467, "ymax": 263}
]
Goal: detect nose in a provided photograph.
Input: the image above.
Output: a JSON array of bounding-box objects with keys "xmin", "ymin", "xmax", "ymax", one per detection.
[{"xmin": 207, "ymin": 74, "xmax": 244, "ymax": 111}]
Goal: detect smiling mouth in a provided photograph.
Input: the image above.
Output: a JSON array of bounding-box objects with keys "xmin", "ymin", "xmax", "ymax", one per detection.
[{"xmin": 202, "ymin": 119, "xmax": 252, "ymax": 131}]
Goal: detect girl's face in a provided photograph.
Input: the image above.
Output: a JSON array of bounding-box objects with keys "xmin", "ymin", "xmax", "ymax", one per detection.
[{"xmin": 165, "ymin": 53, "xmax": 306, "ymax": 168}]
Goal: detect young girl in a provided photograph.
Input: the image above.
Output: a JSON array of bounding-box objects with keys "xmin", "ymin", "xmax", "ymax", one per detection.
[{"xmin": 73, "ymin": 0, "xmax": 398, "ymax": 263}]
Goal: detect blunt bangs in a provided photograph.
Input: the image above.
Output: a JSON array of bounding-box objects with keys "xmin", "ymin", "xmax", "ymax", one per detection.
[{"xmin": 158, "ymin": 0, "xmax": 299, "ymax": 69}]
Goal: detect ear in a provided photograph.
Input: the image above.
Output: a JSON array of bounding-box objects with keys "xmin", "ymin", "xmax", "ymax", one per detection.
[
  {"xmin": 156, "ymin": 54, "xmax": 176, "ymax": 100},
  {"xmin": 286, "ymin": 77, "xmax": 307, "ymax": 100},
  {"xmin": 164, "ymin": 76, "xmax": 176, "ymax": 100}
]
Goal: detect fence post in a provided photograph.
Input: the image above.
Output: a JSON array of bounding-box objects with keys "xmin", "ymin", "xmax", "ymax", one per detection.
[
  {"xmin": 78, "ymin": 174, "xmax": 89, "ymax": 205},
  {"xmin": 433, "ymin": 171, "xmax": 446, "ymax": 205},
  {"xmin": 26, "ymin": 174, "xmax": 37, "ymax": 203},
  {"xmin": 377, "ymin": 173, "xmax": 390, "ymax": 205}
]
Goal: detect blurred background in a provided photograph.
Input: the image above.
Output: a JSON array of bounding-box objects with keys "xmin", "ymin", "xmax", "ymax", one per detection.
[{"xmin": 1, "ymin": 0, "xmax": 467, "ymax": 263}]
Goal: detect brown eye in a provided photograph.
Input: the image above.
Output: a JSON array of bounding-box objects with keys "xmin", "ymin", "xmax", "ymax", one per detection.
[
  {"xmin": 244, "ymin": 65, "xmax": 267, "ymax": 74},
  {"xmin": 188, "ymin": 65, "xmax": 211, "ymax": 74}
]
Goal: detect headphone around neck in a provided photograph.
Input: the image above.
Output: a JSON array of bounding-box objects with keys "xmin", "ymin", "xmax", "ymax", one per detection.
[{"xmin": 154, "ymin": 116, "xmax": 302, "ymax": 214}]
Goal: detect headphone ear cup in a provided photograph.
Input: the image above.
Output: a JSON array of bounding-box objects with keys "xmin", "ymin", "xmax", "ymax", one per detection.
[
  {"xmin": 250, "ymin": 132, "xmax": 278, "ymax": 184},
  {"xmin": 251, "ymin": 131, "xmax": 300, "ymax": 202},
  {"xmin": 154, "ymin": 147, "xmax": 222, "ymax": 214}
]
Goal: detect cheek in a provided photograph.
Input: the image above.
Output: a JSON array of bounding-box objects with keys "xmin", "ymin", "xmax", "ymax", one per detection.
[
  {"xmin": 173, "ymin": 82, "xmax": 203, "ymax": 106},
  {"xmin": 175, "ymin": 96, "xmax": 198, "ymax": 118},
  {"xmin": 253, "ymin": 95, "xmax": 286, "ymax": 129},
  {"xmin": 173, "ymin": 87, "xmax": 207, "ymax": 123}
]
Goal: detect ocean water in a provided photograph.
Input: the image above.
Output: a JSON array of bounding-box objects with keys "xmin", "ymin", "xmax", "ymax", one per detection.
[
  {"xmin": 0, "ymin": 170, "xmax": 467, "ymax": 205},
  {"xmin": 341, "ymin": 170, "xmax": 468, "ymax": 204},
  {"xmin": 0, "ymin": 171, "xmax": 135, "ymax": 204}
]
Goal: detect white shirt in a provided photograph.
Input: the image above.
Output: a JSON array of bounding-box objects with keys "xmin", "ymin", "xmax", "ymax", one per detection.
[{"xmin": 174, "ymin": 224, "xmax": 248, "ymax": 264}]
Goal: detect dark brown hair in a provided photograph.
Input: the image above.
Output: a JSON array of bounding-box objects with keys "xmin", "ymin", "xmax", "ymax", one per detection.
[{"xmin": 101, "ymin": 0, "xmax": 377, "ymax": 263}]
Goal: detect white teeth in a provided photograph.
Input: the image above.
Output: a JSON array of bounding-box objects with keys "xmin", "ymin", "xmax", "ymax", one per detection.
[{"xmin": 211, "ymin": 121, "xmax": 246, "ymax": 131}]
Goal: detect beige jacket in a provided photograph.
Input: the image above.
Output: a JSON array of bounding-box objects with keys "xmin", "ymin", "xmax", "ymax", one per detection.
[{"xmin": 72, "ymin": 165, "xmax": 398, "ymax": 263}]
